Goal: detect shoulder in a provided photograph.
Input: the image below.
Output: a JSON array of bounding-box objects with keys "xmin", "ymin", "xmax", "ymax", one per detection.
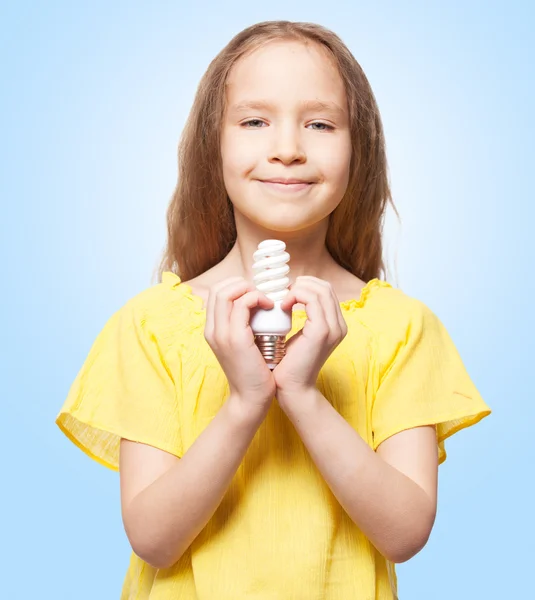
[
  {"xmin": 112, "ymin": 271, "xmax": 204, "ymax": 346},
  {"xmin": 357, "ymin": 279, "xmax": 434, "ymax": 335},
  {"xmin": 358, "ymin": 282, "xmax": 446, "ymax": 365},
  {"xmin": 364, "ymin": 283, "xmax": 457, "ymax": 376}
]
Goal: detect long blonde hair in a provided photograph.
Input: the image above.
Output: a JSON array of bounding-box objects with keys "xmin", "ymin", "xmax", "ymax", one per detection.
[{"xmin": 156, "ymin": 20, "xmax": 398, "ymax": 284}]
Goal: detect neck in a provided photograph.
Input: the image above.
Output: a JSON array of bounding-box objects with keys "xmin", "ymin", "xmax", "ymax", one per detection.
[{"xmin": 222, "ymin": 217, "xmax": 341, "ymax": 285}]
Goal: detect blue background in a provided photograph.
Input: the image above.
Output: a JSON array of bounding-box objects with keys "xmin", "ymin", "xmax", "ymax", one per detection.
[{"xmin": 2, "ymin": 1, "xmax": 531, "ymax": 597}]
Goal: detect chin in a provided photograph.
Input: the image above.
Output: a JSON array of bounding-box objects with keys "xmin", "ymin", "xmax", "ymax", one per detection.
[
  {"xmin": 232, "ymin": 202, "xmax": 329, "ymax": 234},
  {"xmin": 253, "ymin": 216, "xmax": 321, "ymax": 234}
]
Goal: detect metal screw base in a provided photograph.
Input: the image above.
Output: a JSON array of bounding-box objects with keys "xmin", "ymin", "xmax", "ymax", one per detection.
[{"xmin": 254, "ymin": 334, "xmax": 286, "ymax": 370}]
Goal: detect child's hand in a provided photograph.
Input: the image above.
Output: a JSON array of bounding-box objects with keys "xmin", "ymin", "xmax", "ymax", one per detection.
[
  {"xmin": 273, "ymin": 276, "xmax": 348, "ymax": 410},
  {"xmin": 204, "ymin": 276, "xmax": 277, "ymax": 413}
]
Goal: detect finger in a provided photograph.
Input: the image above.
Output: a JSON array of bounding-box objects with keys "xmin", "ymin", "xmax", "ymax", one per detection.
[
  {"xmin": 288, "ymin": 277, "xmax": 346, "ymax": 341},
  {"xmin": 213, "ymin": 278, "xmax": 256, "ymax": 343},
  {"xmin": 312, "ymin": 287, "xmax": 341, "ymax": 340},
  {"xmin": 322, "ymin": 280, "xmax": 348, "ymax": 336},
  {"xmin": 230, "ymin": 290, "xmax": 274, "ymax": 344},
  {"xmin": 300, "ymin": 277, "xmax": 340, "ymax": 327},
  {"xmin": 280, "ymin": 286, "xmax": 329, "ymax": 339},
  {"xmin": 279, "ymin": 289, "xmax": 297, "ymax": 312},
  {"xmin": 205, "ymin": 276, "xmax": 244, "ymax": 337},
  {"xmin": 283, "ymin": 328, "xmax": 303, "ymax": 353}
]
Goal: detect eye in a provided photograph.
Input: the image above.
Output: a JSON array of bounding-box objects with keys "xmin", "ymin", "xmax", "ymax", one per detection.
[
  {"xmin": 241, "ymin": 119, "xmax": 267, "ymax": 128},
  {"xmin": 308, "ymin": 122, "xmax": 334, "ymax": 132}
]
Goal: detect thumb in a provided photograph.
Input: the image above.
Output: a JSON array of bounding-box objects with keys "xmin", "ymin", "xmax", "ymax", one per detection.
[{"xmin": 284, "ymin": 328, "xmax": 303, "ymax": 353}]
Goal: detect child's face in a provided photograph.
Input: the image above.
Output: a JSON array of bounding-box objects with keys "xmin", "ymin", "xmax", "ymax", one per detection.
[{"xmin": 221, "ymin": 40, "xmax": 352, "ymax": 234}]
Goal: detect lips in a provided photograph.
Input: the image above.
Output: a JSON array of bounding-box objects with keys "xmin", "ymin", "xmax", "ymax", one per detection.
[
  {"xmin": 258, "ymin": 178, "xmax": 314, "ymax": 193},
  {"xmin": 262, "ymin": 178, "xmax": 312, "ymax": 184}
]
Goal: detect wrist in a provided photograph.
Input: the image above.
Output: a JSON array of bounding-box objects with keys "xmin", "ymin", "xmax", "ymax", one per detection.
[
  {"xmin": 276, "ymin": 385, "xmax": 320, "ymax": 417},
  {"xmin": 226, "ymin": 393, "xmax": 272, "ymax": 427}
]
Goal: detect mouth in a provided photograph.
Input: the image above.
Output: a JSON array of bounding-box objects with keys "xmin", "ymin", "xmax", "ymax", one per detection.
[{"xmin": 257, "ymin": 179, "xmax": 314, "ymax": 193}]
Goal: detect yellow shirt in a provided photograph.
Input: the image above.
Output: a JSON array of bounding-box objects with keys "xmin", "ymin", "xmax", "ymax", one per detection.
[{"xmin": 55, "ymin": 272, "xmax": 491, "ymax": 599}]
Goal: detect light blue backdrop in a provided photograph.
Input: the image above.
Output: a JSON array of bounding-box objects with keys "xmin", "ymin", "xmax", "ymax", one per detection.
[{"xmin": 2, "ymin": 1, "xmax": 531, "ymax": 598}]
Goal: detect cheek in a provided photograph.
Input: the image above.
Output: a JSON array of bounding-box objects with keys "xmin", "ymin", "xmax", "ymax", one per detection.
[
  {"xmin": 221, "ymin": 131, "xmax": 257, "ymax": 179},
  {"xmin": 320, "ymin": 141, "xmax": 352, "ymax": 187}
]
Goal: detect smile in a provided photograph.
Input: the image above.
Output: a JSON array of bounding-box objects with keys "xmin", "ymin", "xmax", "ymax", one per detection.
[{"xmin": 258, "ymin": 181, "xmax": 313, "ymax": 193}]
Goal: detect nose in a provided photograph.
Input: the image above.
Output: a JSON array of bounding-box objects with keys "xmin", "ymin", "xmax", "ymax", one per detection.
[{"xmin": 268, "ymin": 123, "xmax": 306, "ymax": 165}]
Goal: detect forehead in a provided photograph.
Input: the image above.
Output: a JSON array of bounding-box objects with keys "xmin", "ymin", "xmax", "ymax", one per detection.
[{"xmin": 225, "ymin": 40, "xmax": 347, "ymax": 111}]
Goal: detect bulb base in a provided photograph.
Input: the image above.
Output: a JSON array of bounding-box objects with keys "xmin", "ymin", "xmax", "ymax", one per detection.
[{"xmin": 254, "ymin": 334, "xmax": 286, "ymax": 370}]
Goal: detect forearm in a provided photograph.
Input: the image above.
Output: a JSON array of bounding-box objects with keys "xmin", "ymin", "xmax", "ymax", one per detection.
[
  {"xmin": 126, "ymin": 396, "xmax": 267, "ymax": 569},
  {"xmin": 281, "ymin": 388, "xmax": 435, "ymax": 563}
]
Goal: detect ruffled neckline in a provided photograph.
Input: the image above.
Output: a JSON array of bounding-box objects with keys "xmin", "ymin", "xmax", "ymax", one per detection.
[{"xmin": 161, "ymin": 271, "xmax": 391, "ymax": 315}]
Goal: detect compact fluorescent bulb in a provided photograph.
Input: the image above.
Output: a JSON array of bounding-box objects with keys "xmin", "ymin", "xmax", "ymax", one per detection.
[{"xmin": 249, "ymin": 239, "xmax": 292, "ymax": 369}]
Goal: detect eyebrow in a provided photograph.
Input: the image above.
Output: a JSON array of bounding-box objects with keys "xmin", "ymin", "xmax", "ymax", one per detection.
[{"xmin": 229, "ymin": 99, "xmax": 345, "ymax": 117}]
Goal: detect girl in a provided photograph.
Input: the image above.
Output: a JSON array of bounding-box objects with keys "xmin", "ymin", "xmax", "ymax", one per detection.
[{"xmin": 56, "ymin": 20, "xmax": 491, "ymax": 599}]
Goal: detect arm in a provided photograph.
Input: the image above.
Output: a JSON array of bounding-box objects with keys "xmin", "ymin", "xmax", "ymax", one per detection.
[
  {"xmin": 281, "ymin": 387, "xmax": 438, "ymax": 563},
  {"xmin": 120, "ymin": 396, "xmax": 267, "ymax": 569},
  {"xmin": 121, "ymin": 278, "xmax": 278, "ymax": 569}
]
